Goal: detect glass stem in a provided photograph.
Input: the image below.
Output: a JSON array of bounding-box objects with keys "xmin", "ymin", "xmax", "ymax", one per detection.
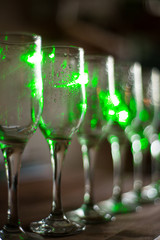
[
  {"xmin": 47, "ymin": 139, "xmax": 69, "ymax": 219},
  {"xmin": 151, "ymin": 110, "xmax": 160, "ymax": 183},
  {"xmin": 2, "ymin": 145, "xmax": 25, "ymax": 233},
  {"xmin": 132, "ymin": 143, "xmax": 143, "ymax": 197},
  {"xmin": 109, "ymin": 136, "xmax": 125, "ymax": 202},
  {"xmin": 150, "ymin": 139, "xmax": 160, "ymax": 184},
  {"xmin": 81, "ymin": 143, "xmax": 96, "ymax": 206}
]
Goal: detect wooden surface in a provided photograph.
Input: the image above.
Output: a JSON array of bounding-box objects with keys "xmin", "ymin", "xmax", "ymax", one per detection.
[{"xmin": 0, "ymin": 168, "xmax": 160, "ymax": 240}]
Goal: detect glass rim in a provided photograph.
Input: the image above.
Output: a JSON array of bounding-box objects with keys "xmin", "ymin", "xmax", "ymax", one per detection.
[
  {"xmin": 0, "ymin": 32, "xmax": 41, "ymax": 45},
  {"xmin": 84, "ymin": 54, "xmax": 109, "ymax": 59},
  {"xmin": 42, "ymin": 45, "xmax": 84, "ymax": 51}
]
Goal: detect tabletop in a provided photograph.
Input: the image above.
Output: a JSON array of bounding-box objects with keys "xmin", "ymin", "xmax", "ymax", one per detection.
[{"xmin": 0, "ymin": 166, "xmax": 160, "ymax": 240}]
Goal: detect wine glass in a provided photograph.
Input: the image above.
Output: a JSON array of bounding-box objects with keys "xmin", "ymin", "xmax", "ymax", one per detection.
[
  {"xmin": 66, "ymin": 55, "xmax": 113, "ymax": 224},
  {"xmin": 0, "ymin": 33, "xmax": 43, "ymax": 240},
  {"xmin": 140, "ymin": 68, "xmax": 160, "ymax": 203},
  {"xmin": 122, "ymin": 63, "xmax": 154, "ymax": 206},
  {"xmin": 98, "ymin": 57, "xmax": 140, "ymax": 214},
  {"xmin": 30, "ymin": 46, "xmax": 86, "ymax": 236}
]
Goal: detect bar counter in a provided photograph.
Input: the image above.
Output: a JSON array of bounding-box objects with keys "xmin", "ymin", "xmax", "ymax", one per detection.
[{"xmin": 0, "ymin": 166, "xmax": 159, "ymax": 240}]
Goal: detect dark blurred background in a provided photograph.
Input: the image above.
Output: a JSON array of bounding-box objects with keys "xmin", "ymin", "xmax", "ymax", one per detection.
[
  {"xmin": 0, "ymin": 0, "xmax": 158, "ymax": 186},
  {"xmin": 1, "ymin": 0, "xmax": 160, "ymax": 64}
]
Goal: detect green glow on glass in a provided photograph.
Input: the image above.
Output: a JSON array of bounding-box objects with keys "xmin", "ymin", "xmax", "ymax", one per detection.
[
  {"xmin": 44, "ymin": 128, "xmax": 53, "ymax": 137},
  {"xmin": 130, "ymin": 98, "xmax": 136, "ymax": 115},
  {"xmin": 139, "ymin": 109, "xmax": 149, "ymax": 122},
  {"xmin": 20, "ymin": 44, "xmax": 42, "ymax": 68},
  {"xmin": 100, "ymin": 93, "xmax": 120, "ymax": 107},
  {"xmin": 1, "ymin": 147, "xmax": 8, "ymax": 166},
  {"xmin": 48, "ymin": 47, "xmax": 55, "ymax": 62},
  {"xmin": 47, "ymin": 139, "xmax": 53, "ymax": 147},
  {"xmin": 39, "ymin": 117, "xmax": 53, "ymax": 138},
  {"xmin": 91, "ymin": 95, "xmax": 97, "ymax": 101},
  {"xmin": 66, "ymin": 72, "xmax": 80, "ymax": 87},
  {"xmin": 31, "ymin": 107, "xmax": 36, "ymax": 123},
  {"xmin": 108, "ymin": 109, "xmax": 115, "ymax": 115},
  {"xmin": 91, "ymin": 69, "xmax": 98, "ymax": 87},
  {"xmin": 0, "ymin": 47, "xmax": 6, "ymax": 60},
  {"xmin": 84, "ymin": 60, "xmax": 100, "ymax": 87},
  {"xmin": 140, "ymin": 137, "xmax": 149, "ymax": 150},
  {"xmin": 131, "ymin": 135, "xmax": 148, "ymax": 152},
  {"xmin": 81, "ymin": 72, "xmax": 89, "ymax": 85},
  {"xmin": 111, "ymin": 94, "xmax": 120, "ymax": 106},
  {"xmin": 108, "ymin": 135, "xmax": 118, "ymax": 144},
  {"xmin": 55, "ymin": 72, "xmax": 88, "ymax": 88},
  {"xmin": 106, "ymin": 109, "xmax": 116, "ymax": 122},
  {"xmin": 26, "ymin": 79, "xmax": 40, "ymax": 98},
  {"xmin": 111, "ymin": 201, "xmax": 129, "ymax": 214},
  {"xmin": 77, "ymin": 102, "xmax": 87, "ymax": 116},
  {"xmin": 27, "ymin": 52, "xmax": 42, "ymax": 65},
  {"xmin": 0, "ymin": 142, "xmax": 6, "ymax": 149},
  {"xmin": 117, "ymin": 110, "xmax": 129, "ymax": 123},
  {"xmin": 5, "ymin": 35, "xmax": 8, "ymax": 41},
  {"xmin": 49, "ymin": 53, "xmax": 55, "ymax": 59},
  {"xmin": 68, "ymin": 111, "xmax": 75, "ymax": 123},
  {"xmin": 84, "ymin": 63, "xmax": 89, "ymax": 85},
  {"xmin": 21, "ymin": 45, "xmax": 35, "ymax": 65},
  {"xmin": 90, "ymin": 118, "xmax": 97, "ymax": 129},
  {"xmin": 21, "ymin": 44, "xmax": 43, "ymax": 108},
  {"xmin": 0, "ymin": 135, "xmax": 4, "ymax": 141},
  {"xmin": 99, "ymin": 90, "xmax": 132, "ymax": 128},
  {"xmin": 46, "ymin": 48, "xmax": 87, "ymax": 94},
  {"xmin": 61, "ymin": 59, "xmax": 67, "ymax": 69},
  {"xmin": 77, "ymin": 47, "xmax": 87, "ymax": 126},
  {"xmin": 0, "ymin": 47, "xmax": 3, "ymax": 54},
  {"xmin": 71, "ymin": 71, "xmax": 79, "ymax": 80}
]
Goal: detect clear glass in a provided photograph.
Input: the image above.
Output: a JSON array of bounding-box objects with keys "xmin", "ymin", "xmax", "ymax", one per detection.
[
  {"xmin": 121, "ymin": 63, "xmax": 154, "ymax": 206},
  {"xmin": 0, "ymin": 33, "xmax": 43, "ymax": 240},
  {"xmin": 66, "ymin": 55, "xmax": 113, "ymax": 224},
  {"xmin": 139, "ymin": 68, "xmax": 160, "ymax": 204},
  {"xmin": 30, "ymin": 46, "xmax": 86, "ymax": 236},
  {"xmin": 98, "ymin": 57, "xmax": 139, "ymax": 214}
]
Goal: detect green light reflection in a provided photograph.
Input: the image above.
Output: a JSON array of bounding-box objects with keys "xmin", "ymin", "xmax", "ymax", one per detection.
[
  {"xmin": 139, "ymin": 109, "xmax": 149, "ymax": 122},
  {"xmin": 48, "ymin": 47, "xmax": 55, "ymax": 62},
  {"xmin": 99, "ymin": 90, "xmax": 132, "ymax": 128},
  {"xmin": 140, "ymin": 137, "xmax": 149, "ymax": 150},
  {"xmin": 20, "ymin": 41, "xmax": 43, "ymax": 126},
  {"xmin": 61, "ymin": 59, "xmax": 67, "ymax": 69},
  {"xmin": 0, "ymin": 47, "xmax": 6, "ymax": 60}
]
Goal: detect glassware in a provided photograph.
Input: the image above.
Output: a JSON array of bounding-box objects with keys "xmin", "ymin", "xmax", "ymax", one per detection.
[
  {"xmin": 99, "ymin": 57, "xmax": 139, "ymax": 214},
  {"xmin": 30, "ymin": 46, "xmax": 86, "ymax": 236},
  {"xmin": 122, "ymin": 63, "xmax": 154, "ymax": 206},
  {"xmin": 66, "ymin": 55, "xmax": 113, "ymax": 224},
  {"xmin": 140, "ymin": 68, "xmax": 160, "ymax": 203},
  {"xmin": 0, "ymin": 33, "xmax": 43, "ymax": 240}
]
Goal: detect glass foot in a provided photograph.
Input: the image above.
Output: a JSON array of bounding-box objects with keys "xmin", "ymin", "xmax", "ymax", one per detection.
[
  {"xmin": 30, "ymin": 214, "xmax": 85, "ymax": 237},
  {"xmin": 0, "ymin": 229, "xmax": 43, "ymax": 240},
  {"xmin": 141, "ymin": 184, "xmax": 160, "ymax": 204},
  {"xmin": 66, "ymin": 203, "xmax": 113, "ymax": 224},
  {"xmin": 122, "ymin": 191, "xmax": 143, "ymax": 211},
  {"xmin": 98, "ymin": 197, "xmax": 138, "ymax": 215}
]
